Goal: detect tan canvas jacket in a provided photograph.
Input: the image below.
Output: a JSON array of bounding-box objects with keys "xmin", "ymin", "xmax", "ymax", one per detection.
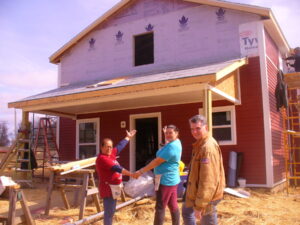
[{"xmin": 185, "ymin": 135, "xmax": 225, "ymax": 212}]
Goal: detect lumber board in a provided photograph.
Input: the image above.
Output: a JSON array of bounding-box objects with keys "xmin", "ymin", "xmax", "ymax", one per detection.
[
  {"xmin": 0, "ymin": 142, "xmax": 17, "ymax": 174},
  {"xmin": 50, "ymin": 157, "xmax": 96, "ymax": 172}
]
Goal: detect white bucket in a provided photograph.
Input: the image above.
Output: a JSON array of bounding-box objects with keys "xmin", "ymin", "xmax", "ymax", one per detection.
[{"xmin": 237, "ymin": 178, "xmax": 246, "ymax": 188}]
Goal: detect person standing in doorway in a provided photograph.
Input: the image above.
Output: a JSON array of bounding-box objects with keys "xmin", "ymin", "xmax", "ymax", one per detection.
[
  {"xmin": 182, "ymin": 115, "xmax": 225, "ymax": 225},
  {"xmin": 96, "ymin": 129, "xmax": 136, "ymax": 225}
]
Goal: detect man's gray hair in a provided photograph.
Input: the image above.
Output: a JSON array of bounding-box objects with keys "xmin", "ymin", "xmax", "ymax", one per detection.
[{"xmin": 189, "ymin": 114, "xmax": 207, "ymax": 125}]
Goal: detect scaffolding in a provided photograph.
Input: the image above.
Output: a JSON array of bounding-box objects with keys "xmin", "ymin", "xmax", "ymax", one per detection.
[{"xmin": 282, "ymin": 72, "xmax": 300, "ymax": 193}]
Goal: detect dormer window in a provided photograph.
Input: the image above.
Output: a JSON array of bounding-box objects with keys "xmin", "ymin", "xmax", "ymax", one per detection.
[{"xmin": 134, "ymin": 32, "xmax": 154, "ymax": 66}]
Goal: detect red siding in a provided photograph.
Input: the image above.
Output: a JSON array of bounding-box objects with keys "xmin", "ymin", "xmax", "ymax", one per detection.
[
  {"xmin": 59, "ymin": 117, "xmax": 76, "ymax": 161},
  {"xmin": 58, "ymin": 57, "xmax": 268, "ymax": 185},
  {"xmin": 77, "ymin": 103, "xmax": 202, "ymax": 169},
  {"xmin": 221, "ymin": 57, "xmax": 266, "ymax": 185},
  {"xmin": 265, "ymin": 31, "xmax": 279, "ymax": 66},
  {"xmin": 265, "ymin": 30, "xmax": 285, "ymax": 183}
]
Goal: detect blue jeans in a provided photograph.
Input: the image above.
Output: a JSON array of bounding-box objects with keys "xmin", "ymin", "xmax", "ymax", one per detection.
[
  {"xmin": 182, "ymin": 200, "xmax": 220, "ymax": 225},
  {"xmin": 103, "ymin": 197, "xmax": 117, "ymax": 225}
]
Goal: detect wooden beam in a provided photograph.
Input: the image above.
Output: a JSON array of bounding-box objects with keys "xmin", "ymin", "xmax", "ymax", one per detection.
[
  {"xmin": 8, "ymin": 75, "xmax": 214, "ymax": 110},
  {"xmin": 50, "ymin": 157, "xmax": 96, "ymax": 172},
  {"xmin": 64, "ymin": 195, "xmax": 146, "ymax": 225},
  {"xmin": 210, "ymin": 70, "xmax": 241, "ymax": 104},
  {"xmin": 215, "ymin": 58, "xmax": 247, "ymax": 80},
  {"xmin": 33, "ymin": 110, "xmax": 77, "ymax": 120},
  {"xmin": 284, "ymin": 72, "xmax": 300, "ymax": 88},
  {"xmin": 203, "ymin": 88, "xmax": 212, "ymax": 134},
  {"xmin": 21, "ymin": 111, "xmax": 30, "ymax": 131}
]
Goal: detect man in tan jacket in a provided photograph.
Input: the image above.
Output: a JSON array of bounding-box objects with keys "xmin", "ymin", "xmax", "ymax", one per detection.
[{"xmin": 182, "ymin": 115, "xmax": 225, "ymax": 225}]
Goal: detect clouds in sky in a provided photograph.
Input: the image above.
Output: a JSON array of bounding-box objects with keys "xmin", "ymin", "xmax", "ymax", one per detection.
[{"xmin": 0, "ymin": 0, "xmax": 299, "ymax": 138}]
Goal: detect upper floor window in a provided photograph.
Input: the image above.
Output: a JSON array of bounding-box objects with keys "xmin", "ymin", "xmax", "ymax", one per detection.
[
  {"xmin": 199, "ymin": 106, "xmax": 236, "ymax": 145},
  {"xmin": 134, "ymin": 32, "xmax": 154, "ymax": 66}
]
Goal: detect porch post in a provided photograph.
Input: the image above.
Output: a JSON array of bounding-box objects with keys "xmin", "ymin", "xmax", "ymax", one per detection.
[
  {"xmin": 203, "ymin": 88, "xmax": 212, "ymax": 134},
  {"xmin": 19, "ymin": 111, "xmax": 30, "ymax": 142},
  {"xmin": 21, "ymin": 111, "xmax": 30, "ymax": 133}
]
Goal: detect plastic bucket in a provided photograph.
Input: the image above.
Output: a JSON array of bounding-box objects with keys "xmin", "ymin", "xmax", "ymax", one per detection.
[{"xmin": 237, "ymin": 178, "xmax": 246, "ymax": 188}]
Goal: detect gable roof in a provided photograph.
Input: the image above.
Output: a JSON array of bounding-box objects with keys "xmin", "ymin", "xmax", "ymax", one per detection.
[{"xmin": 49, "ymin": 0, "xmax": 290, "ymax": 64}]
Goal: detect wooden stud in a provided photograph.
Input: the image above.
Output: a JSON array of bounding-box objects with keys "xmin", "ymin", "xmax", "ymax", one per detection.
[
  {"xmin": 88, "ymin": 174, "xmax": 101, "ymax": 212},
  {"xmin": 19, "ymin": 190, "xmax": 35, "ymax": 225},
  {"xmin": 44, "ymin": 171, "xmax": 55, "ymax": 215},
  {"xmin": 60, "ymin": 188, "xmax": 70, "ymax": 209},
  {"xmin": 203, "ymin": 88, "xmax": 212, "ymax": 133},
  {"xmin": 79, "ymin": 173, "xmax": 89, "ymax": 219},
  {"xmin": 7, "ymin": 187, "xmax": 17, "ymax": 225}
]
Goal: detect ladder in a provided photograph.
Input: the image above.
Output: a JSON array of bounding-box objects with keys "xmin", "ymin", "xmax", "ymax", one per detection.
[
  {"xmin": 0, "ymin": 142, "xmax": 17, "ymax": 174},
  {"xmin": 33, "ymin": 117, "xmax": 59, "ymax": 177},
  {"xmin": 13, "ymin": 137, "xmax": 34, "ymax": 186},
  {"xmin": 0, "ymin": 135, "xmax": 34, "ymax": 187},
  {"xmin": 282, "ymin": 85, "xmax": 300, "ymax": 193}
]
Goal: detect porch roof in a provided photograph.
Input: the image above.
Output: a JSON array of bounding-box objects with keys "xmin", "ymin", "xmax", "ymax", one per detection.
[{"xmin": 8, "ymin": 58, "xmax": 247, "ymax": 119}]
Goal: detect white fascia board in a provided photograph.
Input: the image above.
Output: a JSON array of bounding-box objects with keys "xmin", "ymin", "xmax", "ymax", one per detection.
[{"xmin": 257, "ymin": 21, "xmax": 274, "ymax": 188}]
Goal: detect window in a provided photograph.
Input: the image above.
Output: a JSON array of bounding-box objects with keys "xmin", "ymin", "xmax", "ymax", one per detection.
[
  {"xmin": 199, "ymin": 106, "xmax": 236, "ymax": 145},
  {"xmin": 76, "ymin": 118, "xmax": 99, "ymax": 159},
  {"xmin": 134, "ymin": 32, "xmax": 154, "ymax": 66}
]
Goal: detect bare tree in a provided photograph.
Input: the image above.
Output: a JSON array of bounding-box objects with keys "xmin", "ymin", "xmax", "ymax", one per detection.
[{"xmin": 0, "ymin": 122, "xmax": 10, "ymax": 146}]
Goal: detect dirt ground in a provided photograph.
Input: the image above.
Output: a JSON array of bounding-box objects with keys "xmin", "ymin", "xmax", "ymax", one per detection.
[{"xmin": 0, "ymin": 177, "xmax": 300, "ymax": 225}]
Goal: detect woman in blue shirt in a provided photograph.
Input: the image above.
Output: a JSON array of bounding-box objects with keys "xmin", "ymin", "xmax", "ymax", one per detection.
[{"xmin": 134, "ymin": 125, "xmax": 182, "ymax": 225}]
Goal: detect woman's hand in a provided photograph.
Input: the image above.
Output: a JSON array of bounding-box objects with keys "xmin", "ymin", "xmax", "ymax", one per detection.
[
  {"xmin": 132, "ymin": 170, "xmax": 142, "ymax": 179},
  {"xmin": 126, "ymin": 130, "xmax": 137, "ymax": 139}
]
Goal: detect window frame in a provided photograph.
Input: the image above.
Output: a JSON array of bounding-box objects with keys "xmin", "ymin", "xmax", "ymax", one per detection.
[
  {"xmin": 133, "ymin": 32, "xmax": 154, "ymax": 67},
  {"xmin": 199, "ymin": 105, "xmax": 237, "ymax": 145},
  {"xmin": 76, "ymin": 118, "xmax": 100, "ymax": 159}
]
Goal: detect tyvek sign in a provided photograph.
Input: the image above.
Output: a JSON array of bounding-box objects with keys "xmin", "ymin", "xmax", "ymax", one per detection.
[{"xmin": 239, "ymin": 22, "xmax": 259, "ymax": 57}]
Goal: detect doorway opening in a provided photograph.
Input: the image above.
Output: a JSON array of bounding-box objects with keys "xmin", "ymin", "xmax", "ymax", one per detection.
[{"xmin": 135, "ymin": 117, "xmax": 158, "ymax": 170}]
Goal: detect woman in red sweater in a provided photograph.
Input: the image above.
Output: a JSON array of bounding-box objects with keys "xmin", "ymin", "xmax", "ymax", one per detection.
[{"xmin": 96, "ymin": 130, "xmax": 136, "ymax": 225}]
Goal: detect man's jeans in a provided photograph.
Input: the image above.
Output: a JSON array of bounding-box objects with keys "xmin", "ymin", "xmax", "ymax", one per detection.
[{"xmin": 182, "ymin": 200, "xmax": 221, "ymax": 225}]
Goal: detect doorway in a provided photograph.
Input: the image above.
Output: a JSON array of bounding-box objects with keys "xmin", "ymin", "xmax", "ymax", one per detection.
[
  {"xmin": 135, "ymin": 118, "xmax": 158, "ymax": 170},
  {"xmin": 130, "ymin": 112, "xmax": 161, "ymax": 171}
]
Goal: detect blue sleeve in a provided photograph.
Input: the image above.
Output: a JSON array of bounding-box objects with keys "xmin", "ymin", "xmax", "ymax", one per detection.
[
  {"xmin": 157, "ymin": 144, "xmax": 174, "ymax": 161},
  {"xmin": 116, "ymin": 139, "xmax": 129, "ymax": 155},
  {"xmin": 111, "ymin": 165, "xmax": 123, "ymax": 173}
]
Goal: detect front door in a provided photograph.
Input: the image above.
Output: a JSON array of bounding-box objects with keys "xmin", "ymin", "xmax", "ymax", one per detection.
[
  {"xmin": 130, "ymin": 113, "xmax": 161, "ymax": 171},
  {"xmin": 135, "ymin": 117, "xmax": 158, "ymax": 170}
]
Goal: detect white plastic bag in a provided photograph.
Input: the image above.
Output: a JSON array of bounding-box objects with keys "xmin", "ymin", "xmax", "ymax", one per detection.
[
  {"xmin": 0, "ymin": 176, "xmax": 17, "ymax": 196},
  {"xmin": 124, "ymin": 171, "xmax": 155, "ymax": 198}
]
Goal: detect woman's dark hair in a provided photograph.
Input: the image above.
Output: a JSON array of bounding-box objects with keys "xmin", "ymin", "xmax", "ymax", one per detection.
[{"xmin": 166, "ymin": 124, "xmax": 179, "ymax": 132}]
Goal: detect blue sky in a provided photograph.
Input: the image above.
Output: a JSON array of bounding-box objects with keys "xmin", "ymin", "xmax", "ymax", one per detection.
[{"xmin": 0, "ymin": 0, "xmax": 299, "ymax": 138}]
